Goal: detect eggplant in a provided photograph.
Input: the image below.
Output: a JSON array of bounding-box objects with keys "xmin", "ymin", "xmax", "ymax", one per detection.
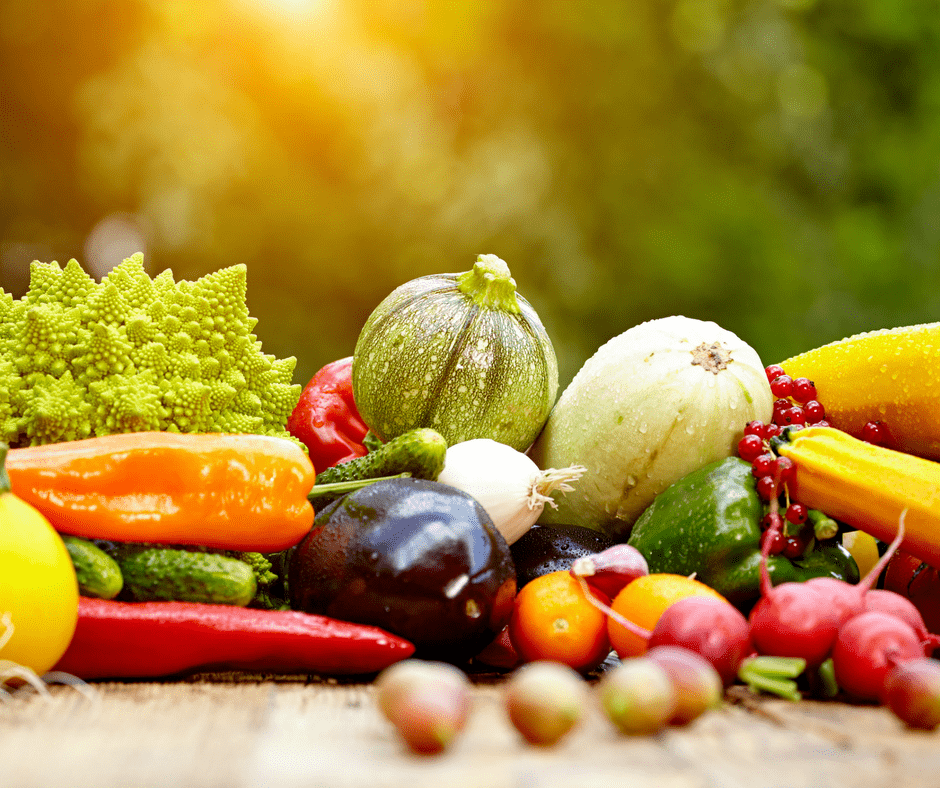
[
  {"xmin": 510, "ymin": 523, "xmax": 615, "ymax": 589},
  {"xmin": 288, "ymin": 477, "xmax": 516, "ymax": 664}
]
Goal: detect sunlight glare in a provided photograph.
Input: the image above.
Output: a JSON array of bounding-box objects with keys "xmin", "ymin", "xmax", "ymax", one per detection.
[{"xmin": 240, "ymin": 0, "xmax": 333, "ymax": 23}]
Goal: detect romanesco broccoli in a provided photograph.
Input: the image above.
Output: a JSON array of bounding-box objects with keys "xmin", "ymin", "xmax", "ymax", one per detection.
[{"xmin": 0, "ymin": 253, "xmax": 302, "ymax": 446}]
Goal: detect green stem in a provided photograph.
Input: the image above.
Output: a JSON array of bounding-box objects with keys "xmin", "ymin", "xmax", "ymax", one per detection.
[
  {"xmin": 0, "ymin": 443, "xmax": 9, "ymax": 495},
  {"xmin": 456, "ymin": 254, "xmax": 521, "ymax": 314},
  {"xmin": 808, "ymin": 509, "xmax": 839, "ymax": 540},
  {"xmin": 816, "ymin": 658, "xmax": 840, "ymax": 698},
  {"xmin": 738, "ymin": 655, "xmax": 807, "ymax": 702},
  {"xmin": 307, "ymin": 472, "xmax": 412, "ymax": 503}
]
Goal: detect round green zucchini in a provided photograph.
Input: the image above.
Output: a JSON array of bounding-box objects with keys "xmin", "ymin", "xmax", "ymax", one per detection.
[{"xmin": 352, "ymin": 254, "xmax": 558, "ymax": 451}]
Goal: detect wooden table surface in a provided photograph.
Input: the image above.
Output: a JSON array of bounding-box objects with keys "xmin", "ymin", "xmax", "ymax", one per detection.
[{"xmin": 3, "ymin": 669, "xmax": 939, "ymax": 788}]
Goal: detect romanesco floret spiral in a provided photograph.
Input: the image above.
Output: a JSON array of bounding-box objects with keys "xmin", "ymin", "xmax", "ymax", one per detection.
[{"xmin": 0, "ymin": 253, "xmax": 302, "ymax": 446}]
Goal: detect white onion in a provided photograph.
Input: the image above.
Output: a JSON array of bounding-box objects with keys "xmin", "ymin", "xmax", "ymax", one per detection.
[{"xmin": 436, "ymin": 439, "xmax": 586, "ymax": 544}]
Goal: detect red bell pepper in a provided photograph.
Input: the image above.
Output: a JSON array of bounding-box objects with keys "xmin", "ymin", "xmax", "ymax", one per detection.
[
  {"xmin": 287, "ymin": 357, "xmax": 370, "ymax": 471},
  {"xmin": 53, "ymin": 597, "xmax": 415, "ymax": 679}
]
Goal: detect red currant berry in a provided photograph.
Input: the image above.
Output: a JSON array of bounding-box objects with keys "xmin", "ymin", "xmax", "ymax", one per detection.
[
  {"xmin": 756, "ymin": 475, "xmax": 778, "ymax": 501},
  {"xmin": 770, "ymin": 375, "xmax": 793, "ymax": 398},
  {"xmin": 751, "ymin": 453, "xmax": 776, "ymax": 478},
  {"xmin": 803, "ymin": 400, "xmax": 825, "ymax": 423},
  {"xmin": 775, "ymin": 455, "xmax": 796, "ymax": 484},
  {"xmin": 761, "ymin": 512, "xmax": 784, "ymax": 531},
  {"xmin": 761, "ymin": 422, "xmax": 781, "ymax": 440},
  {"xmin": 791, "ymin": 377, "xmax": 817, "ymax": 404},
  {"xmin": 764, "ymin": 364, "xmax": 786, "ymax": 383},
  {"xmin": 737, "ymin": 433, "xmax": 765, "ymax": 462},
  {"xmin": 862, "ymin": 420, "xmax": 886, "ymax": 445},
  {"xmin": 780, "ymin": 406, "xmax": 806, "ymax": 426},
  {"xmin": 761, "ymin": 528, "xmax": 785, "ymax": 555},
  {"xmin": 814, "ymin": 419, "xmax": 830, "ymax": 428},
  {"xmin": 743, "ymin": 420, "xmax": 765, "ymax": 437},
  {"xmin": 785, "ymin": 502, "xmax": 808, "ymax": 525},
  {"xmin": 782, "ymin": 535, "xmax": 807, "ymax": 560},
  {"xmin": 772, "ymin": 398, "xmax": 792, "ymax": 425}
]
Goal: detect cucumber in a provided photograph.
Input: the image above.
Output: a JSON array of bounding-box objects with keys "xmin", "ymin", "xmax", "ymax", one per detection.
[
  {"xmin": 62, "ymin": 535, "xmax": 124, "ymax": 600},
  {"xmin": 107, "ymin": 545, "xmax": 257, "ymax": 606},
  {"xmin": 308, "ymin": 428, "xmax": 447, "ymax": 507}
]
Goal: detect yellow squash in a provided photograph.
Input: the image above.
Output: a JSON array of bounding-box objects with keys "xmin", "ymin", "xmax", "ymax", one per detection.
[
  {"xmin": 780, "ymin": 321, "xmax": 940, "ymax": 461},
  {"xmin": 778, "ymin": 426, "xmax": 940, "ymax": 570}
]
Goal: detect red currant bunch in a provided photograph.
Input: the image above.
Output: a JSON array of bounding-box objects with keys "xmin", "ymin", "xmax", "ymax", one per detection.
[
  {"xmin": 735, "ymin": 364, "xmax": 839, "ymax": 556},
  {"xmin": 763, "ymin": 364, "xmax": 827, "ymax": 432}
]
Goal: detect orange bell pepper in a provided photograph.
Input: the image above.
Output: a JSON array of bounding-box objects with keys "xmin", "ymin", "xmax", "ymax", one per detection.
[{"xmin": 5, "ymin": 432, "xmax": 316, "ymax": 552}]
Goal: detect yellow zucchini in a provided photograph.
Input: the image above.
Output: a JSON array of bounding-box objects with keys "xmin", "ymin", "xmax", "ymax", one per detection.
[
  {"xmin": 777, "ymin": 426, "xmax": 940, "ymax": 570},
  {"xmin": 779, "ymin": 321, "xmax": 940, "ymax": 461}
]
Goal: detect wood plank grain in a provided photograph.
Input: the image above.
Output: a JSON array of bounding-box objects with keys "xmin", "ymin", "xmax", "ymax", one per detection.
[{"xmin": 2, "ymin": 675, "xmax": 938, "ymax": 788}]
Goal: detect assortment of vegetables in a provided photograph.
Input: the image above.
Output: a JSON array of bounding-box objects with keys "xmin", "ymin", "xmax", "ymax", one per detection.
[
  {"xmin": 626, "ymin": 456, "xmax": 858, "ymax": 609},
  {"xmin": 3, "ymin": 252, "xmax": 940, "ymax": 747}
]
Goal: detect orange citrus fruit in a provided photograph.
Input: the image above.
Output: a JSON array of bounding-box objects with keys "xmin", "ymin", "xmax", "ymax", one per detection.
[
  {"xmin": 508, "ymin": 570, "xmax": 611, "ymax": 672},
  {"xmin": 608, "ymin": 573, "xmax": 726, "ymax": 658}
]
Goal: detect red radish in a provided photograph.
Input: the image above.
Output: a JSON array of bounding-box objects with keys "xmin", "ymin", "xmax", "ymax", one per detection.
[
  {"xmin": 375, "ymin": 660, "xmax": 472, "ymax": 754},
  {"xmin": 831, "ymin": 611, "xmax": 925, "ymax": 701},
  {"xmin": 881, "ymin": 658, "xmax": 940, "ymax": 731},
  {"xmin": 647, "ymin": 596, "xmax": 753, "ymax": 687},
  {"xmin": 749, "ymin": 508, "xmax": 907, "ymax": 668},
  {"xmin": 748, "ymin": 513, "xmax": 839, "ymax": 667},
  {"xmin": 802, "ymin": 513, "xmax": 907, "ymax": 628},
  {"xmin": 596, "ymin": 658, "xmax": 676, "ymax": 736},
  {"xmin": 375, "ymin": 660, "xmax": 471, "ymax": 723},
  {"xmin": 504, "ymin": 661, "xmax": 589, "ymax": 746},
  {"xmin": 750, "ymin": 580, "xmax": 838, "ymax": 667},
  {"xmin": 863, "ymin": 589, "xmax": 940, "ymax": 655},
  {"xmin": 570, "ymin": 544, "xmax": 648, "ymax": 600},
  {"xmin": 645, "ymin": 645, "xmax": 724, "ymax": 726}
]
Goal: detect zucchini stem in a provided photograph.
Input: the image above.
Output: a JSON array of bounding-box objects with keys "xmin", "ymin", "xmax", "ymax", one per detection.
[{"xmin": 456, "ymin": 254, "xmax": 521, "ymax": 314}]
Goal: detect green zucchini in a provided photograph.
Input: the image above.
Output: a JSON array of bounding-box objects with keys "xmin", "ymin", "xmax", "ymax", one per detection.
[
  {"xmin": 352, "ymin": 254, "xmax": 558, "ymax": 451},
  {"xmin": 62, "ymin": 535, "xmax": 124, "ymax": 600},
  {"xmin": 107, "ymin": 545, "xmax": 257, "ymax": 606},
  {"xmin": 308, "ymin": 427, "xmax": 447, "ymax": 507}
]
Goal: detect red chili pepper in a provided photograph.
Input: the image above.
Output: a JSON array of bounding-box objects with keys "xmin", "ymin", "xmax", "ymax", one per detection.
[
  {"xmin": 53, "ymin": 597, "xmax": 415, "ymax": 679},
  {"xmin": 287, "ymin": 357, "xmax": 370, "ymax": 471}
]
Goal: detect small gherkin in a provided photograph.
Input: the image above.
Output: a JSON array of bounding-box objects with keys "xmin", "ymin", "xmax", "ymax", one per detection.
[{"xmin": 0, "ymin": 253, "xmax": 301, "ymax": 447}]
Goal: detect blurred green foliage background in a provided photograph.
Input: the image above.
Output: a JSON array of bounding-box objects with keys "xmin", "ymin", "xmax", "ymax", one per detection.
[{"xmin": 1, "ymin": 0, "xmax": 938, "ymax": 391}]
